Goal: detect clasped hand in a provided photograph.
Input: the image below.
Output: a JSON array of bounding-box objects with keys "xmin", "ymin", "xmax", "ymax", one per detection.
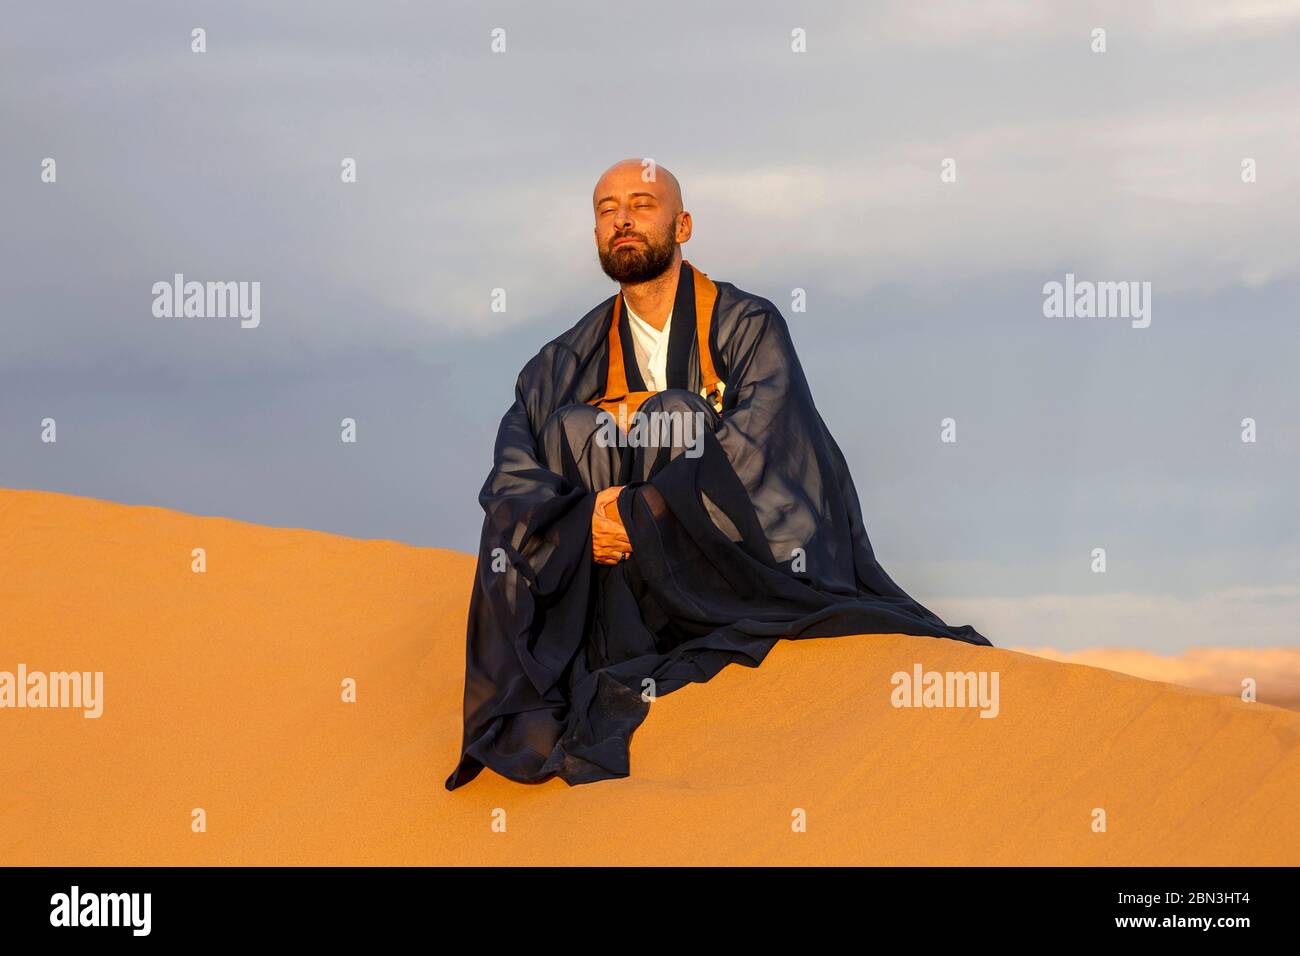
[
  {"xmin": 592, "ymin": 485, "xmax": 631, "ymax": 565},
  {"xmin": 592, "ymin": 485, "xmax": 671, "ymax": 564}
]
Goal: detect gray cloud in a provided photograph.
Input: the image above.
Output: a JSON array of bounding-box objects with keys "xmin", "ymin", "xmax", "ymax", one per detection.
[{"xmin": 2, "ymin": 0, "xmax": 1297, "ymax": 651}]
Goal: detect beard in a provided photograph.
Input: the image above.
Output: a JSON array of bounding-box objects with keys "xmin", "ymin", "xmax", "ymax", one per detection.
[{"xmin": 597, "ymin": 222, "xmax": 678, "ymax": 283}]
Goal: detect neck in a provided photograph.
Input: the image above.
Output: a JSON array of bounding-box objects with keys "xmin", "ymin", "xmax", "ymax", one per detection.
[{"xmin": 620, "ymin": 251, "xmax": 682, "ymax": 332}]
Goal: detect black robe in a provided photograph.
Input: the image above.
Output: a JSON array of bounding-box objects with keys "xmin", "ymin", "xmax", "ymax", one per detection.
[{"xmin": 444, "ymin": 260, "xmax": 992, "ymax": 790}]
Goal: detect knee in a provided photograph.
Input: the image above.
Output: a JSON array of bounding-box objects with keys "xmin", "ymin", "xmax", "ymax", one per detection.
[
  {"xmin": 634, "ymin": 390, "xmax": 718, "ymax": 459},
  {"xmin": 539, "ymin": 402, "xmax": 605, "ymax": 445},
  {"xmin": 639, "ymin": 388, "xmax": 714, "ymax": 418}
]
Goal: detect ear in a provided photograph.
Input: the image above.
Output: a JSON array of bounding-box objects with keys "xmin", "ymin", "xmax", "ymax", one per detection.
[{"xmin": 676, "ymin": 211, "xmax": 693, "ymax": 242}]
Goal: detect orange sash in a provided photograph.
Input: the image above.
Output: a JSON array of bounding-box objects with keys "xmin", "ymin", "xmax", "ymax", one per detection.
[{"xmin": 588, "ymin": 259, "xmax": 726, "ymax": 428}]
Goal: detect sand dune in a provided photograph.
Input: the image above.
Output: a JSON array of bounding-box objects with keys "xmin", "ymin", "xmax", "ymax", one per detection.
[{"xmin": 1, "ymin": 487, "xmax": 1297, "ymax": 866}]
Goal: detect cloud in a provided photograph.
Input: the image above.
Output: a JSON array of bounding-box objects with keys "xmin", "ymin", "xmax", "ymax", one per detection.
[
  {"xmin": 861, "ymin": 0, "xmax": 1300, "ymax": 44},
  {"xmin": 1012, "ymin": 642, "xmax": 1300, "ymax": 711},
  {"xmin": 940, "ymin": 585, "xmax": 1300, "ymax": 650}
]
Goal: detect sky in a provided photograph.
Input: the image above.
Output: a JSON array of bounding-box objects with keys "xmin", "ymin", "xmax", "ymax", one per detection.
[{"xmin": 2, "ymin": 0, "xmax": 1298, "ymax": 651}]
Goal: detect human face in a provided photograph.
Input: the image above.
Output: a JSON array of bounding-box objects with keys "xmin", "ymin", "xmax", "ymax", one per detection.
[{"xmin": 593, "ymin": 170, "xmax": 682, "ymax": 283}]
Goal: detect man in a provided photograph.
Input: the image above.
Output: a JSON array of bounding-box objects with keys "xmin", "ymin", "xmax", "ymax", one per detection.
[{"xmin": 445, "ymin": 158, "xmax": 991, "ymax": 791}]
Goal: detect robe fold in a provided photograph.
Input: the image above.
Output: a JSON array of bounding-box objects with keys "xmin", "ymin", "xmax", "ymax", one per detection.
[{"xmin": 444, "ymin": 259, "xmax": 992, "ymax": 791}]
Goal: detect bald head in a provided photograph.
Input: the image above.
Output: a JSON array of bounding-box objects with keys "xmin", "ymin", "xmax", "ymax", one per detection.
[{"xmin": 592, "ymin": 158, "xmax": 683, "ymax": 215}]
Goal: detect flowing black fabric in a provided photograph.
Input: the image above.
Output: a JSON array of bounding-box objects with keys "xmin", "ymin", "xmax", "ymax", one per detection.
[{"xmin": 444, "ymin": 260, "xmax": 992, "ymax": 790}]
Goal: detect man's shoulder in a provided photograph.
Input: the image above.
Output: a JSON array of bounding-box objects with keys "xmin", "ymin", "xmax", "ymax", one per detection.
[
  {"xmin": 712, "ymin": 278, "xmax": 790, "ymax": 337},
  {"xmin": 514, "ymin": 293, "xmax": 615, "ymax": 385}
]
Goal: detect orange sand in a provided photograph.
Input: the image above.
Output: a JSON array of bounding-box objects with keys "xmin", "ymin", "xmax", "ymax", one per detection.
[{"xmin": 1, "ymin": 487, "xmax": 1297, "ymax": 866}]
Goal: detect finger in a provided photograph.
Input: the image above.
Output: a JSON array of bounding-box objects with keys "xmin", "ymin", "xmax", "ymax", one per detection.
[
  {"xmin": 597, "ymin": 493, "xmax": 621, "ymax": 521},
  {"xmin": 592, "ymin": 532, "xmax": 627, "ymax": 558},
  {"xmin": 595, "ymin": 532, "xmax": 630, "ymax": 558},
  {"xmin": 593, "ymin": 515, "xmax": 627, "ymax": 542}
]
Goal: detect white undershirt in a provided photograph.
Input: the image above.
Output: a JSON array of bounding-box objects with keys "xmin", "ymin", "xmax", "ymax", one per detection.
[{"xmin": 623, "ymin": 300, "xmax": 672, "ymax": 391}]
